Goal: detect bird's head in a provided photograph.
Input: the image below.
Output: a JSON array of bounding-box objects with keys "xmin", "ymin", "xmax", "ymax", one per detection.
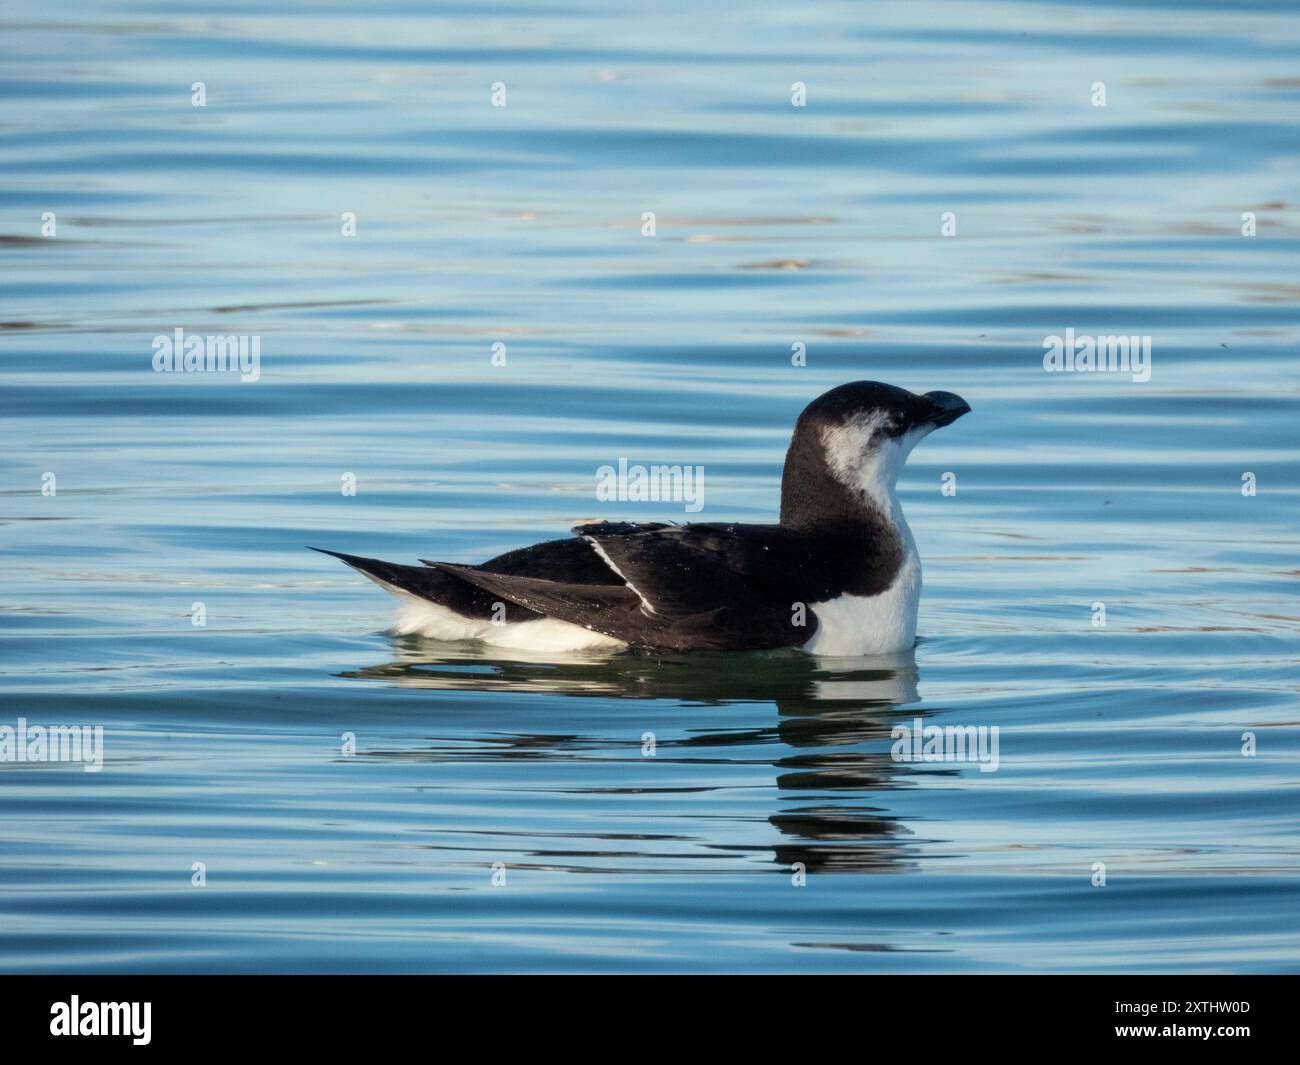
[{"xmin": 780, "ymin": 380, "xmax": 970, "ymax": 529}]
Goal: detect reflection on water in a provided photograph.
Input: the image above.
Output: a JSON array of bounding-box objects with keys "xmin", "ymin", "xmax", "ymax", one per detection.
[
  {"xmin": 347, "ymin": 644, "xmax": 925, "ymax": 874},
  {"xmin": 3, "ymin": 0, "xmax": 1300, "ymax": 972},
  {"xmin": 350, "ymin": 640, "xmax": 918, "ymax": 706}
]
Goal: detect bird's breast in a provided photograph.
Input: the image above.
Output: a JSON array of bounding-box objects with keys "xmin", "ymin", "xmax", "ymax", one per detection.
[{"xmin": 801, "ymin": 548, "xmax": 921, "ymax": 656}]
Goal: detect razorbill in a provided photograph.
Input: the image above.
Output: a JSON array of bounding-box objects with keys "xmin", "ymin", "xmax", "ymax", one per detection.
[{"xmin": 315, "ymin": 381, "xmax": 970, "ymax": 655}]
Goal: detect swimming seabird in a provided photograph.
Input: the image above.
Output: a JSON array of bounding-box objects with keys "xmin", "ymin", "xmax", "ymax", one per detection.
[{"xmin": 315, "ymin": 381, "xmax": 970, "ymax": 655}]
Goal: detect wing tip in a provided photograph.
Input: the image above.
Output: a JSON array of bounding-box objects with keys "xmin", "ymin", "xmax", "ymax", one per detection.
[
  {"xmin": 309, "ymin": 546, "xmax": 350, "ymax": 561},
  {"xmin": 308, "ymin": 546, "xmax": 376, "ymax": 568}
]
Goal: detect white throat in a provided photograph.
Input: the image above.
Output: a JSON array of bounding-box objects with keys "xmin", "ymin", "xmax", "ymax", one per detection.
[
  {"xmin": 804, "ymin": 417, "xmax": 931, "ymax": 656},
  {"xmin": 820, "ymin": 416, "xmax": 932, "ymax": 522}
]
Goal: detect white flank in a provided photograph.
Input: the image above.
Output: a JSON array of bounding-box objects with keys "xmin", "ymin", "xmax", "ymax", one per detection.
[{"xmin": 358, "ymin": 570, "xmax": 626, "ymax": 652}]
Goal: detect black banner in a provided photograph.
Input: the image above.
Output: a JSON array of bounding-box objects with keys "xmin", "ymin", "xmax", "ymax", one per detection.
[{"xmin": 2, "ymin": 975, "xmax": 1292, "ymax": 1051}]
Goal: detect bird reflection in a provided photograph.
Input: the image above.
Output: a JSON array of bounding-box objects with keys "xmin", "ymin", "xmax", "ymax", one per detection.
[{"xmin": 342, "ymin": 639, "xmax": 930, "ymax": 873}]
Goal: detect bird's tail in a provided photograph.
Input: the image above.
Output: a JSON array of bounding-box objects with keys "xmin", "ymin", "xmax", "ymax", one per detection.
[{"xmin": 314, "ymin": 544, "xmax": 534, "ymax": 619}]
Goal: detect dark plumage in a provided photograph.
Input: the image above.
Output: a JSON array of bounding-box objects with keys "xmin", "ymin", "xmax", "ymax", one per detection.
[{"xmin": 315, "ymin": 381, "xmax": 970, "ymax": 653}]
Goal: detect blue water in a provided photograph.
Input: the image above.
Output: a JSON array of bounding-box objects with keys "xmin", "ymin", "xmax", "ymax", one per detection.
[{"xmin": 2, "ymin": 0, "xmax": 1299, "ymax": 972}]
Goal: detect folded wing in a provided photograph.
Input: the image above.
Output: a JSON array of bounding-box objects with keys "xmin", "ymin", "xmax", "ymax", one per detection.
[{"xmin": 568, "ymin": 521, "xmax": 815, "ymax": 650}]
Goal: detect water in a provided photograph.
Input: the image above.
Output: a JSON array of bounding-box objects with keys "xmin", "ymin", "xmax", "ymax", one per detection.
[{"xmin": 2, "ymin": 0, "xmax": 1299, "ymax": 973}]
